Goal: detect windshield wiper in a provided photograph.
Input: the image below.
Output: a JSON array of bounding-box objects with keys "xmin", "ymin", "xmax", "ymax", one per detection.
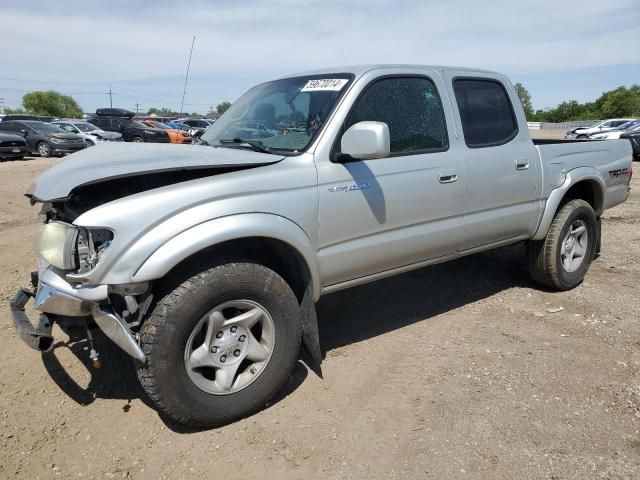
[{"xmin": 219, "ymin": 137, "xmax": 273, "ymax": 154}]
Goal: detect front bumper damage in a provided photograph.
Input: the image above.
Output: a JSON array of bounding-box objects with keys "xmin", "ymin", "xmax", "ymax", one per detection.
[{"xmin": 9, "ymin": 266, "xmax": 146, "ymax": 362}]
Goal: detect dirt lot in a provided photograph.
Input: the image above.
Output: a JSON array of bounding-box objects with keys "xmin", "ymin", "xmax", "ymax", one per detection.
[{"xmin": 1, "ymin": 138, "xmax": 639, "ymax": 479}]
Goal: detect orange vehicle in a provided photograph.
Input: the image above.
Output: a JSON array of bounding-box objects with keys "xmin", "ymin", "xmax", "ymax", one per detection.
[{"xmin": 140, "ymin": 120, "xmax": 192, "ymax": 144}]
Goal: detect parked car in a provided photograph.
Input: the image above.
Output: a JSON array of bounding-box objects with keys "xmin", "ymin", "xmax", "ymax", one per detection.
[
  {"xmin": 180, "ymin": 118, "xmax": 213, "ymax": 129},
  {"xmin": 11, "ymin": 65, "xmax": 632, "ymax": 428},
  {"xmin": 588, "ymin": 120, "xmax": 640, "ymax": 140},
  {"xmin": 0, "ymin": 132, "xmax": 29, "ymax": 160},
  {"xmin": 139, "ymin": 120, "xmax": 192, "ymax": 144},
  {"xmin": 87, "ymin": 109, "xmax": 170, "ymax": 143},
  {"xmin": 179, "ymin": 118, "xmax": 213, "ymax": 138},
  {"xmin": 166, "ymin": 121, "xmax": 192, "ymax": 132},
  {"xmin": 565, "ymin": 119, "xmax": 637, "ymax": 139},
  {"xmin": 620, "ymin": 130, "xmax": 640, "ymax": 160},
  {"xmin": 51, "ymin": 120, "xmax": 123, "ymax": 146},
  {"xmin": 0, "ymin": 120, "xmax": 86, "ymax": 157}
]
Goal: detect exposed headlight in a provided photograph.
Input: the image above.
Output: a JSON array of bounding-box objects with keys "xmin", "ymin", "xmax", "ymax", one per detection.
[
  {"xmin": 75, "ymin": 228, "xmax": 114, "ymax": 273},
  {"xmin": 49, "ymin": 137, "xmax": 64, "ymax": 144},
  {"xmin": 35, "ymin": 222, "xmax": 78, "ymax": 270}
]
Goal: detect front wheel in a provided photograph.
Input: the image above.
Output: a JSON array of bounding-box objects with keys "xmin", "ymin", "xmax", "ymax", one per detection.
[
  {"xmin": 136, "ymin": 259, "xmax": 301, "ymax": 427},
  {"xmin": 527, "ymin": 199, "xmax": 598, "ymax": 290},
  {"xmin": 37, "ymin": 141, "xmax": 52, "ymax": 157},
  {"xmin": 131, "ymin": 136, "xmax": 144, "ymax": 143}
]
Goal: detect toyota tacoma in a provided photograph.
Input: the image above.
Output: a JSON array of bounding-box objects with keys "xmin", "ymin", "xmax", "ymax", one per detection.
[{"xmin": 10, "ymin": 65, "xmax": 633, "ymax": 427}]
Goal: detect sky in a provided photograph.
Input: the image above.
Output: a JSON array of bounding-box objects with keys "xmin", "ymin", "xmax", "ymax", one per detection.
[{"xmin": 0, "ymin": 0, "xmax": 638, "ymax": 114}]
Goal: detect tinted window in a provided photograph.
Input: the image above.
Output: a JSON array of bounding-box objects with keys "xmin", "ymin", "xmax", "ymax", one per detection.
[
  {"xmin": 23, "ymin": 121, "xmax": 64, "ymax": 133},
  {"xmin": 345, "ymin": 77, "xmax": 448, "ymax": 154},
  {"xmin": 89, "ymin": 118, "xmax": 108, "ymax": 129},
  {"xmin": 0, "ymin": 121, "xmax": 16, "ymax": 131},
  {"xmin": 453, "ymin": 79, "xmax": 518, "ymax": 148}
]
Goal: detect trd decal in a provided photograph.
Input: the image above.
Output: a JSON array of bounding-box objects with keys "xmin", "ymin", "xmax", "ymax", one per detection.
[{"xmin": 609, "ymin": 168, "xmax": 631, "ymax": 179}]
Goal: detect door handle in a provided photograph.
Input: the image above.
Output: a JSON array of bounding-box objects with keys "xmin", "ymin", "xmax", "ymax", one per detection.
[
  {"xmin": 515, "ymin": 160, "xmax": 530, "ymax": 170},
  {"xmin": 439, "ymin": 172, "xmax": 458, "ymax": 184}
]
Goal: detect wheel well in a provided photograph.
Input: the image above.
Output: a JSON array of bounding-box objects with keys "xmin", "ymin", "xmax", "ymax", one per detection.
[
  {"xmin": 162, "ymin": 237, "xmax": 312, "ymax": 303},
  {"xmin": 560, "ymin": 180, "xmax": 603, "ymax": 216}
]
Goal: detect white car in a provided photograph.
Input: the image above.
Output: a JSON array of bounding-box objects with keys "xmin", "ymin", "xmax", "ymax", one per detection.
[
  {"xmin": 565, "ymin": 118, "xmax": 637, "ymax": 139},
  {"xmin": 51, "ymin": 121, "xmax": 122, "ymax": 146},
  {"xmin": 588, "ymin": 120, "xmax": 640, "ymax": 140}
]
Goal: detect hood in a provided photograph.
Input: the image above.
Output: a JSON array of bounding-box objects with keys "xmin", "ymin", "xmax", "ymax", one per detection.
[
  {"xmin": 90, "ymin": 130, "xmax": 122, "ymax": 140},
  {"xmin": 26, "ymin": 142, "xmax": 284, "ymax": 202},
  {"xmin": 0, "ymin": 132, "xmax": 27, "ymax": 142}
]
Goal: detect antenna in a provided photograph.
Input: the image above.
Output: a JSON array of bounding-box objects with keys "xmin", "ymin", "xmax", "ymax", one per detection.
[{"xmin": 180, "ymin": 35, "xmax": 196, "ymax": 115}]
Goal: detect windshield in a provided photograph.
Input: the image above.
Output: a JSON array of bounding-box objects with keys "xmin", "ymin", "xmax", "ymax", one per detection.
[
  {"xmin": 74, "ymin": 122, "xmax": 99, "ymax": 132},
  {"xmin": 26, "ymin": 121, "xmax": 66, "ymax": 133},
  {"xmin": 201, "ymin": 74, "xmax": 353, "ymax": 153}
]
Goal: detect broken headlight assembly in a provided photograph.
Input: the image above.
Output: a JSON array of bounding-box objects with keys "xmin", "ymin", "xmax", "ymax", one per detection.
[
  {"xmin": 75, "ymin": 227, "xmax": 114, "ymax": 273},
  {"xmin": 34, "ymin": 221, "xmax": 114, "ymax": 272}
]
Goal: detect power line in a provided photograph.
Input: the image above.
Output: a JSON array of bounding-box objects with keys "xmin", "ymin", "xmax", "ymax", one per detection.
[
  {"xmin": 180, "ymin": 35, "xmax": 196, "ymax": 115},
  {"xmin": 0, "ymin": 87, "xmax": 107, "ymax": 94}
]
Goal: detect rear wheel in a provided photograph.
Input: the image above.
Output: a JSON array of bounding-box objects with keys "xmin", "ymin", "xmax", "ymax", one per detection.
[
  {"xmin": 527, "ymin": 199, "xmax": 598, "ymax": 290},
  {"xmin": 136, "ymin": 259, "xmax": 301, "ymax": 427},
  {"xmin": 37, "ymin": 142, "xmax": 51, "ymax": 157},
  {"xmin": 131, "ymin": 136, "xmax": 144, "ymax": 143}
]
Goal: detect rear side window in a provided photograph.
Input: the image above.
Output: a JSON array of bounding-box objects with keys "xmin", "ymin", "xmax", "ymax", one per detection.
[
  {"xmin": 345, "ymin": 76, "xmax": 448, "ymax": 155},
  {"xmin": 453, "ymin": 79, "xmax": 518, "ymax": 148}
]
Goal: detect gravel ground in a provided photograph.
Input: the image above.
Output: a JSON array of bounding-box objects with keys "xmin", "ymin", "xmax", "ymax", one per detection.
[{"xmin": 0, "ymin": 138, "xmax": 638, "ymax": 479}]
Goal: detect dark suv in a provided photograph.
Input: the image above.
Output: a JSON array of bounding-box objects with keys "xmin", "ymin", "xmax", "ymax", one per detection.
[
  {"xmin": 88, "ymin": 109, "xmax": 170, "ymax": 143},
  {"xmin": 621, "ymin": 130, "xmax": 640, "ymax": 161},
  {"xmin": 0, "ymin": 120, "xmax": 86, "ymax": 157}
]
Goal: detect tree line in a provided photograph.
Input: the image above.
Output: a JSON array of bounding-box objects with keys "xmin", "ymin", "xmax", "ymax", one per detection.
[
  {"xmin": 2, "ymin": 90, "xmax": 232, "ymax": 118},
  {"xmin": 514, "ymin": 83, "xmax": 640, "ymax": 123},
  {"xmin": 4, "ymin": 85, "xmax": 639, "ymax": 124}
]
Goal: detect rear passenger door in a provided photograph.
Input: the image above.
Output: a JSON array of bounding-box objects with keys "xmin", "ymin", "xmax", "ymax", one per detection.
[{"xmin": 445, "ymin": 74, "xmax": 541, "ymax": 250}]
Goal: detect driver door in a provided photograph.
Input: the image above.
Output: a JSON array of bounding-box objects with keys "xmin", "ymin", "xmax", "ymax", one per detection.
[{"xmin": 316, "ymin": 74, "xmax": 466, "ymax": 287}]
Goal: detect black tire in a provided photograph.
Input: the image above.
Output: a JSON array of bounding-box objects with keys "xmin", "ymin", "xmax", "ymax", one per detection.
[
  {"xmin": 131, "ymin": 136, "xmax": 144, "ymax": 143},
  {"xmin": 37, "ymin": 141, "xmax": 52, "ymax": 157},
  {"xmin": 527, "ymin": 199, "xmax": 598, "ymax": 290},
  {"xmin": 136, "ymin": 259, "xmax": 301, "ymax": 428}
]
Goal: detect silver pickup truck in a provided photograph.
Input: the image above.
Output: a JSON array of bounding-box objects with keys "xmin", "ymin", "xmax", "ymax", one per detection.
[{"xmin": 10, "ymin": 65, "xmax": 633, "ymax": 427}]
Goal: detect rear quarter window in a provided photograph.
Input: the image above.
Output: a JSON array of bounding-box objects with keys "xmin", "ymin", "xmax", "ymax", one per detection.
[{"xmin": 453, "ymin": 79, "xmax": 518, "ymax": 148}]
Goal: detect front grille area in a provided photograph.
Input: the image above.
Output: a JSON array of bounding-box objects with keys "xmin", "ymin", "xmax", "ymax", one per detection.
[{"xmin": 0, "ymin": 140, "xmax": 27, "ymax": 148}]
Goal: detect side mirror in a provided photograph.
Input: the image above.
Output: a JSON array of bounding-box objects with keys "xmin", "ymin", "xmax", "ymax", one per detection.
[
  {"xmin": 20, "ymin": 129, "xmax": 28, "ymax": 136},
  {"xmin": 339, "ymin": 121, "xmax": 390, "ymax": 161}
]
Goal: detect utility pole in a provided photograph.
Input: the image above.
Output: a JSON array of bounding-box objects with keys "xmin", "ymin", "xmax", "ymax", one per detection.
[
  {"xmin": 109, "ymin": 88, "xmax": 113, "ymax": 108},
  {"xmin": 180, "ymin": 35, "xmax": 196, "ymax": 115},
  {"xmin": 135, "ymin": 103, "xmax": 140, "ymax": 113}
]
